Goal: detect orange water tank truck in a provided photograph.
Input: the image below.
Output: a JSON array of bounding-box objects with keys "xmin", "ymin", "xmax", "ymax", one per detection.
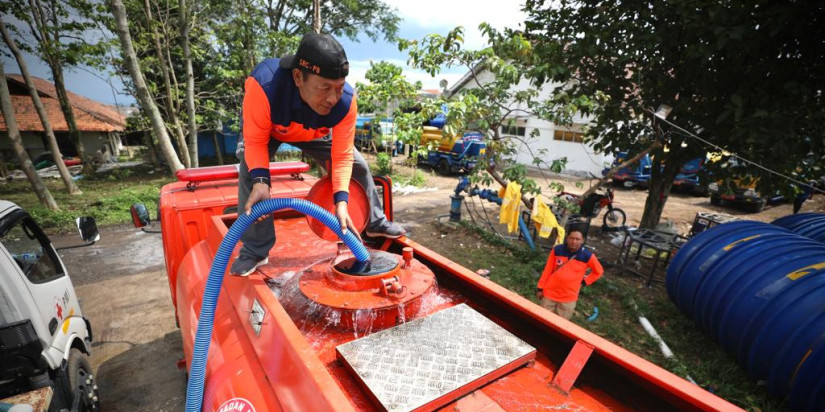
[{"xmin": 131, "ymin": 161, "xmax": 742, "ymax": 411}]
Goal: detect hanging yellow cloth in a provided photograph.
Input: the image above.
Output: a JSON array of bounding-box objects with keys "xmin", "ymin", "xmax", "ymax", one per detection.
[
  {"xmin": 531, "ymin": 197, "xmax": 565, "ymax": 245},
  {"xmin": 499, "ymin": 182, "xmax": 522, "ymax": 234}
]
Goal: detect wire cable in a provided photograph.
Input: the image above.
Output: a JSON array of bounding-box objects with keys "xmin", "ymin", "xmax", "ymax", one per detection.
[{"xmin": 653, "ymin": 113, "xmax": 824, "ymax": 195}]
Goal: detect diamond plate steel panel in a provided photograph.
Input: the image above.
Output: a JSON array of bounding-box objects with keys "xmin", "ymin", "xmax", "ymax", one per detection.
[{"xmin": 336, "ymin": 303, "xmax": 536, "ymax": 411}]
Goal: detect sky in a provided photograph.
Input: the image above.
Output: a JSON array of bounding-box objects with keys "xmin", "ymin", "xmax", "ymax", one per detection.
[{"xmin": 2, "ymin": 0, "xmax": 528, "ymax": 107}]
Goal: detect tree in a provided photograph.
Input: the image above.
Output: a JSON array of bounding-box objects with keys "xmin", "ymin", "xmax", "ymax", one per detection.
[
  {"xmin": 0, "ymin": 16, "xmax": 82, "ymax": 195},
  {"xmin": 398, "ymin": 27, "xmax": 598, "ymax": 211},
  {"xmin": 14, "ymin": 0, "xmax": 108, "ymax": 174},
  {"xmin": 0, "ymin": 62, "xmax": 59, "ymax": 210},
  {"xmin": 137, "ymin": 0, "xmax": 190, "ymax": 168},
  {"xmin": 355, "ymin": 61, "xmax": 421, "ymax": 165},
  {"xmin": 202, "ymin": 0, "xmax": 402, "ymax": 134},
  {"xmin": 180, "ymin": 0, "xmax": 197, "ymax": 167},
  {"xmin": 107, "ymin": 0, "xmax": 400, "ymax": 168},
  {"xmin": 109, "ymin": 0, "xmax": 184, "ymax": 173},
  {"xmin": 522, "ymin": 0, "xmax": 825, "ymax": 228}
]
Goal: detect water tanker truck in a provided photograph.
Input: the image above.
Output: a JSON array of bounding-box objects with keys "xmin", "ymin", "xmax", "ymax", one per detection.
[{"xmin": 131, "ymin": 161, "xmax": 739, "ymax": 411}]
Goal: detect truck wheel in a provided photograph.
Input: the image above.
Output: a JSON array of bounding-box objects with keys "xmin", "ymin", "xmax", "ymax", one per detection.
[
  {"xmin": 437, "ymin": 159, "xmax": 451, "ymax": 176},
  {"xmin": 68, "ymin": 348, "xmax": 100, "ymax": 411}
]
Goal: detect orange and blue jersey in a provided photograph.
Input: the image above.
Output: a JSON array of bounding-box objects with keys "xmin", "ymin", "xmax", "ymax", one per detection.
[
  {"xmin": 242, "ymin": 58, "xmax": 358, "ymax": 202},
  {"xmin": 537, "ymin": 244, "xmax": 604, "ymax": 303}
]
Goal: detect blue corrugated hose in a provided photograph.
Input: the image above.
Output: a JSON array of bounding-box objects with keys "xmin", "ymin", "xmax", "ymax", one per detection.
[{"xmin": 185, "ymin": 198, "xmax": 369, "ymax": 412}]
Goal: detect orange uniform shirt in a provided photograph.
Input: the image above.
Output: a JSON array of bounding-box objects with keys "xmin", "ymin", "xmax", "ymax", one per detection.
[
  {"xmin": 242, "ymin": 58, "xmax": 357, "ymax": 202},
  {"xmin": 537, "ymin": 244, "xmax": 604, "ymax": 303}
]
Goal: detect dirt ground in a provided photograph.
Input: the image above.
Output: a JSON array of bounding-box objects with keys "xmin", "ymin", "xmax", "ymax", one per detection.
[{"xmin": 54, "ymin": 158, "xmax": 824, "ymax": 411}]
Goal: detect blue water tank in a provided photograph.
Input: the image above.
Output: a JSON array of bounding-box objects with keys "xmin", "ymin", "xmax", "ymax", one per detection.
[
  {"xmin": 666, "ymin": 221, "xmax": 825, "ymax": 411},
  {"xmin": 772, "ymin": 213, "xmax": 825, "ymax": 243}
]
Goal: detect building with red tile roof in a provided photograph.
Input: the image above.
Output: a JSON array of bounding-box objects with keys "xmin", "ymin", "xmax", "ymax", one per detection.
[{"xmin": 1, "ymin": 74, "xmax": 127, "ymax": 163}]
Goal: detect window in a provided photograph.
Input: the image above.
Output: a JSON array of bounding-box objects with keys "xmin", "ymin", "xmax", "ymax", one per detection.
[
  {"xmin": 501, "ymin": 125, "xmax": 526, "ymax": 137},
  {"xmin": 1, "ymin": 216, "xmax": 64, "ymax": 284},
  {"xmin": 554, "ymin": 129, "xmax": 585, "ymax": 143}
]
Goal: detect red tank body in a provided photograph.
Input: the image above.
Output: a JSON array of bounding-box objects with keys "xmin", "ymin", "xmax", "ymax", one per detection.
[{"xmin": 155, "ymin": 162, "xmax": 742, "ymax": 412}]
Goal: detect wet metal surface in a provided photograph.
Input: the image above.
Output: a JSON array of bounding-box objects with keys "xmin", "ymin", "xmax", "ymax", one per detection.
[
  {"xmin": 336, "ymin": 303, "xmax": 536, "ymax": 411},
  {"xmin": 334, "ymin": 250, "xmax": 399, "ymax": 276}
]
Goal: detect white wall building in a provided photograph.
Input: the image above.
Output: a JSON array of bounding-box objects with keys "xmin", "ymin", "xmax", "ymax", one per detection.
[{"xmin": 447, "ymin": 65, "xmax": 613, "ymax": 176}]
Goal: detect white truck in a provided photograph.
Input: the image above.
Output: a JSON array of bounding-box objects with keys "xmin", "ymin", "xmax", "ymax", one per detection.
[{"xmin": 0, "ymin": 201, "xmax": 99, "ymax": 411}]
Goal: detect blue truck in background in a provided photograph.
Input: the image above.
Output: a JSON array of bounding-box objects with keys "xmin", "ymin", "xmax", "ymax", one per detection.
[
  {"xmin": 418, "ymin": 130, "xmax": 486, "ymax": 175},
  {"xmin": 604, "ymin": 151, "xmax": 653, "ymax": 188},
  {"xmin": 672, "ymin": 156, "xmax": 708, "ymax": 195},
  {"xmin": 605, "ymin": 152, "xmax": 707, "ymax": 195},
  {"xmin": 414, "ymin": 109, "xmax": 486, "ymax": 175}
]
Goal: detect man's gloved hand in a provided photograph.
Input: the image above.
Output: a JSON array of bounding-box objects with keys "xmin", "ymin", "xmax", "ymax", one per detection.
[
  {"xmin": 245, "ymin": 181, "xmax": 272, "ymax": 223},
  {"xmin": 335, "ymin": 201, "xmax": 362, "ymax": 242}
]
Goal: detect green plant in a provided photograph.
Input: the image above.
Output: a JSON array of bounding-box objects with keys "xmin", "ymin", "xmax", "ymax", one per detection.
[
  {"xmin": 393, "ymin": 169, "xmax": 428, "ymax": 188},
  {"xmin": 0, "ymin": 164, "xmax": 173, "ymax": 234},
  {"xmin": 373, "ymin": 152, "xmax": 392, "ymax": 176}
]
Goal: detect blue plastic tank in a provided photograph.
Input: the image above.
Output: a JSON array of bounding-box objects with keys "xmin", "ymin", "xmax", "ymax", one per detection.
[
  {"xmin": 771, "ymin": 212, "xmax": 825, "ymax": 243},
  {"xmin": 666, "ymin": 221, "xmax": 825, "ymax": 410}
]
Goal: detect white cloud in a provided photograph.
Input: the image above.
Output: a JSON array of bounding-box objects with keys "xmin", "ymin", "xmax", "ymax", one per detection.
[
  {"xmin": 347, "ymin": 58, "xmax": 466, "ymax": 92},
  {"xmin": 385, "ymin": 0, "xmax": 528, "ymax": 49}
]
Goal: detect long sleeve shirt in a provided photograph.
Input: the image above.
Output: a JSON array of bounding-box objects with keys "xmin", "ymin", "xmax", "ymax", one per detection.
[
  {"xmin": 537, "ymin": 244, "xmax": 604, "ymax": 303},
  {"xmin": 242, "ymin": 58, "xmax": 357, "ymax": 203}
]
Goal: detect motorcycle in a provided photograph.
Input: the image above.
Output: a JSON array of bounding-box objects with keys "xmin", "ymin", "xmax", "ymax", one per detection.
[{"xmin": 557, "ymin": 185, "xmax": 627, "ymax": 229}]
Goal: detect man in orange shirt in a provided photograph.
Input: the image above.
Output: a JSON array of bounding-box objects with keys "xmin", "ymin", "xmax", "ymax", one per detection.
[
  {"xmin": 536, "ymin": 229, "xmax": 603, "ymax": 320},
  {"xmin": 231, "ymin": 32, "xmax": 405, "ymax": 276}
]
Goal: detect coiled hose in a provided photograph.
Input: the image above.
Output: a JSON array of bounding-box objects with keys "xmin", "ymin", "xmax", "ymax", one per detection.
[{"xmin": 185, "ymin": 198, "xmax": 370, "ymax": 412}]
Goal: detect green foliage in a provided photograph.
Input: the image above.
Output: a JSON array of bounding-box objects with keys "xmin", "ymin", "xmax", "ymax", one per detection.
[
  {"xmin": 356, "ymin": 61, "xmax": 421, "ymax": 115},
  {"xmin": 522, "ymin": 0, "xmax": 825, "ymax": 206},
  {"xmin": 392, "ymin": 169, "xmax": 428, "ymax": 188},
  {"xmin": 6, "ymin": 0, "xmax": 110, "ymax": 71},
  {"xmin": 450, "ymin": 221, "xmax": 546, "ymax": 296},
  {"xmin": 373, "ymin": 152, "xmax": 392, "ymax": 176},
  {"xmin": 398, "ymin": 26, "xmax": 600, "ymax": 203},
  {"xmin": 108, "ymin": 0, "xmax": 401, "ymax": 151},
  {"xmin": 0, "ymin": 165, "xmax": 173, "ymax": 233}
]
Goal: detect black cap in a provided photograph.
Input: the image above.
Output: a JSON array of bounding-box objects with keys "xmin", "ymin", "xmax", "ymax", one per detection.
[{"xmin": 279, "ymin": 33, "xmax": 349, "ymax": 79}]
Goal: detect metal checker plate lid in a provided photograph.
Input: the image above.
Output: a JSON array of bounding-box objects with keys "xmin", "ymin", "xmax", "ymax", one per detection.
[{"xmin": 336, "ymin": 303, "xmax": 536, "ymax": 411}]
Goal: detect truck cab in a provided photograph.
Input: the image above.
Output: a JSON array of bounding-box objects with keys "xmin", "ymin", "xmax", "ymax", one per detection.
[{"xmin": 0, "ymin": 201, "xmax": 99, "ymax": 411}]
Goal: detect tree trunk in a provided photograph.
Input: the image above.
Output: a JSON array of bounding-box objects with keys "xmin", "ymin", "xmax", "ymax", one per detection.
[
  {"xmin": 0, "ymin": 152, "xmax": 9, "ymax": 177},
  {"xmin": 29, "ymin": 0, "xmax": 93, "ymax": 175},
  {"xmin": 110, "ymin": 0, "xmax": 184, "ymax": 174},
  {"xmin": 143, "ymin": 0, "xmax": 190, "ymax": 168},
  {"xmin": 639, "ymin": 151, "xmax": 683, "ymax": 229},
  {"xmin": 0, "ymin": 64, "xmax": 59, "ymax": 210},
  {"xmin": 580, "ymin": 140, "xmax": 663, "ymax": 200},
  {"xmin": 0, "ymin": 17, "xmax": 82, "ymax": 195},
  {"xmin": 313, "ymin": 0, "xmax": 321, "ymax": 33},
  {"xmin": 180, "ymin": 0, "xmax": 198, "ymax": 168},
  {"xmin": 242, "ymin": 0, "xmax": 256, "ymax": 74},
  {"xmin": 212, "ymin": 131, "xmax": 224, "ymax": 165},
  {"xmin": 142, "ymin": 129, "xmax": 160, "ymax": 167}
]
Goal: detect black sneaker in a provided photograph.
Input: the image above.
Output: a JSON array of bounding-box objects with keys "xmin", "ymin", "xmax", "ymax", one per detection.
[
  {"xmin": 365, "ymin": 221, "xmax": 406, "ymax": 239},
  {"xmin": 229, "ymin": 254, "xmax": 269, "ymax": 277}
]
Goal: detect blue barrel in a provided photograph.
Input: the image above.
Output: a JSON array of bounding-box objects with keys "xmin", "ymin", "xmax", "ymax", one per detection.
[
  {"xmin": 666, "ymin": 221, "xmax": 825, "ymax": 410},
  {"xmin": 772, "ymin": 213, "xmax": 825, "ymax": 243}
]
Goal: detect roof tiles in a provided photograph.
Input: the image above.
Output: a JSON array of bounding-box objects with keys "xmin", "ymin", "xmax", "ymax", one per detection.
[{"xmin": 0, "ymin": 74, "xmax": 127, "ymax": 133}]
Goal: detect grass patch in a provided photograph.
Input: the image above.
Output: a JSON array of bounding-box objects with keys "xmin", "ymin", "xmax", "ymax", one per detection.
[
  {"xmin": 0, "ymin": 164, "xmax": 174, "ymax": 234},
  {"xmin": 392, "ymin": 169, "xmax": 430, "ymax": 188}
]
